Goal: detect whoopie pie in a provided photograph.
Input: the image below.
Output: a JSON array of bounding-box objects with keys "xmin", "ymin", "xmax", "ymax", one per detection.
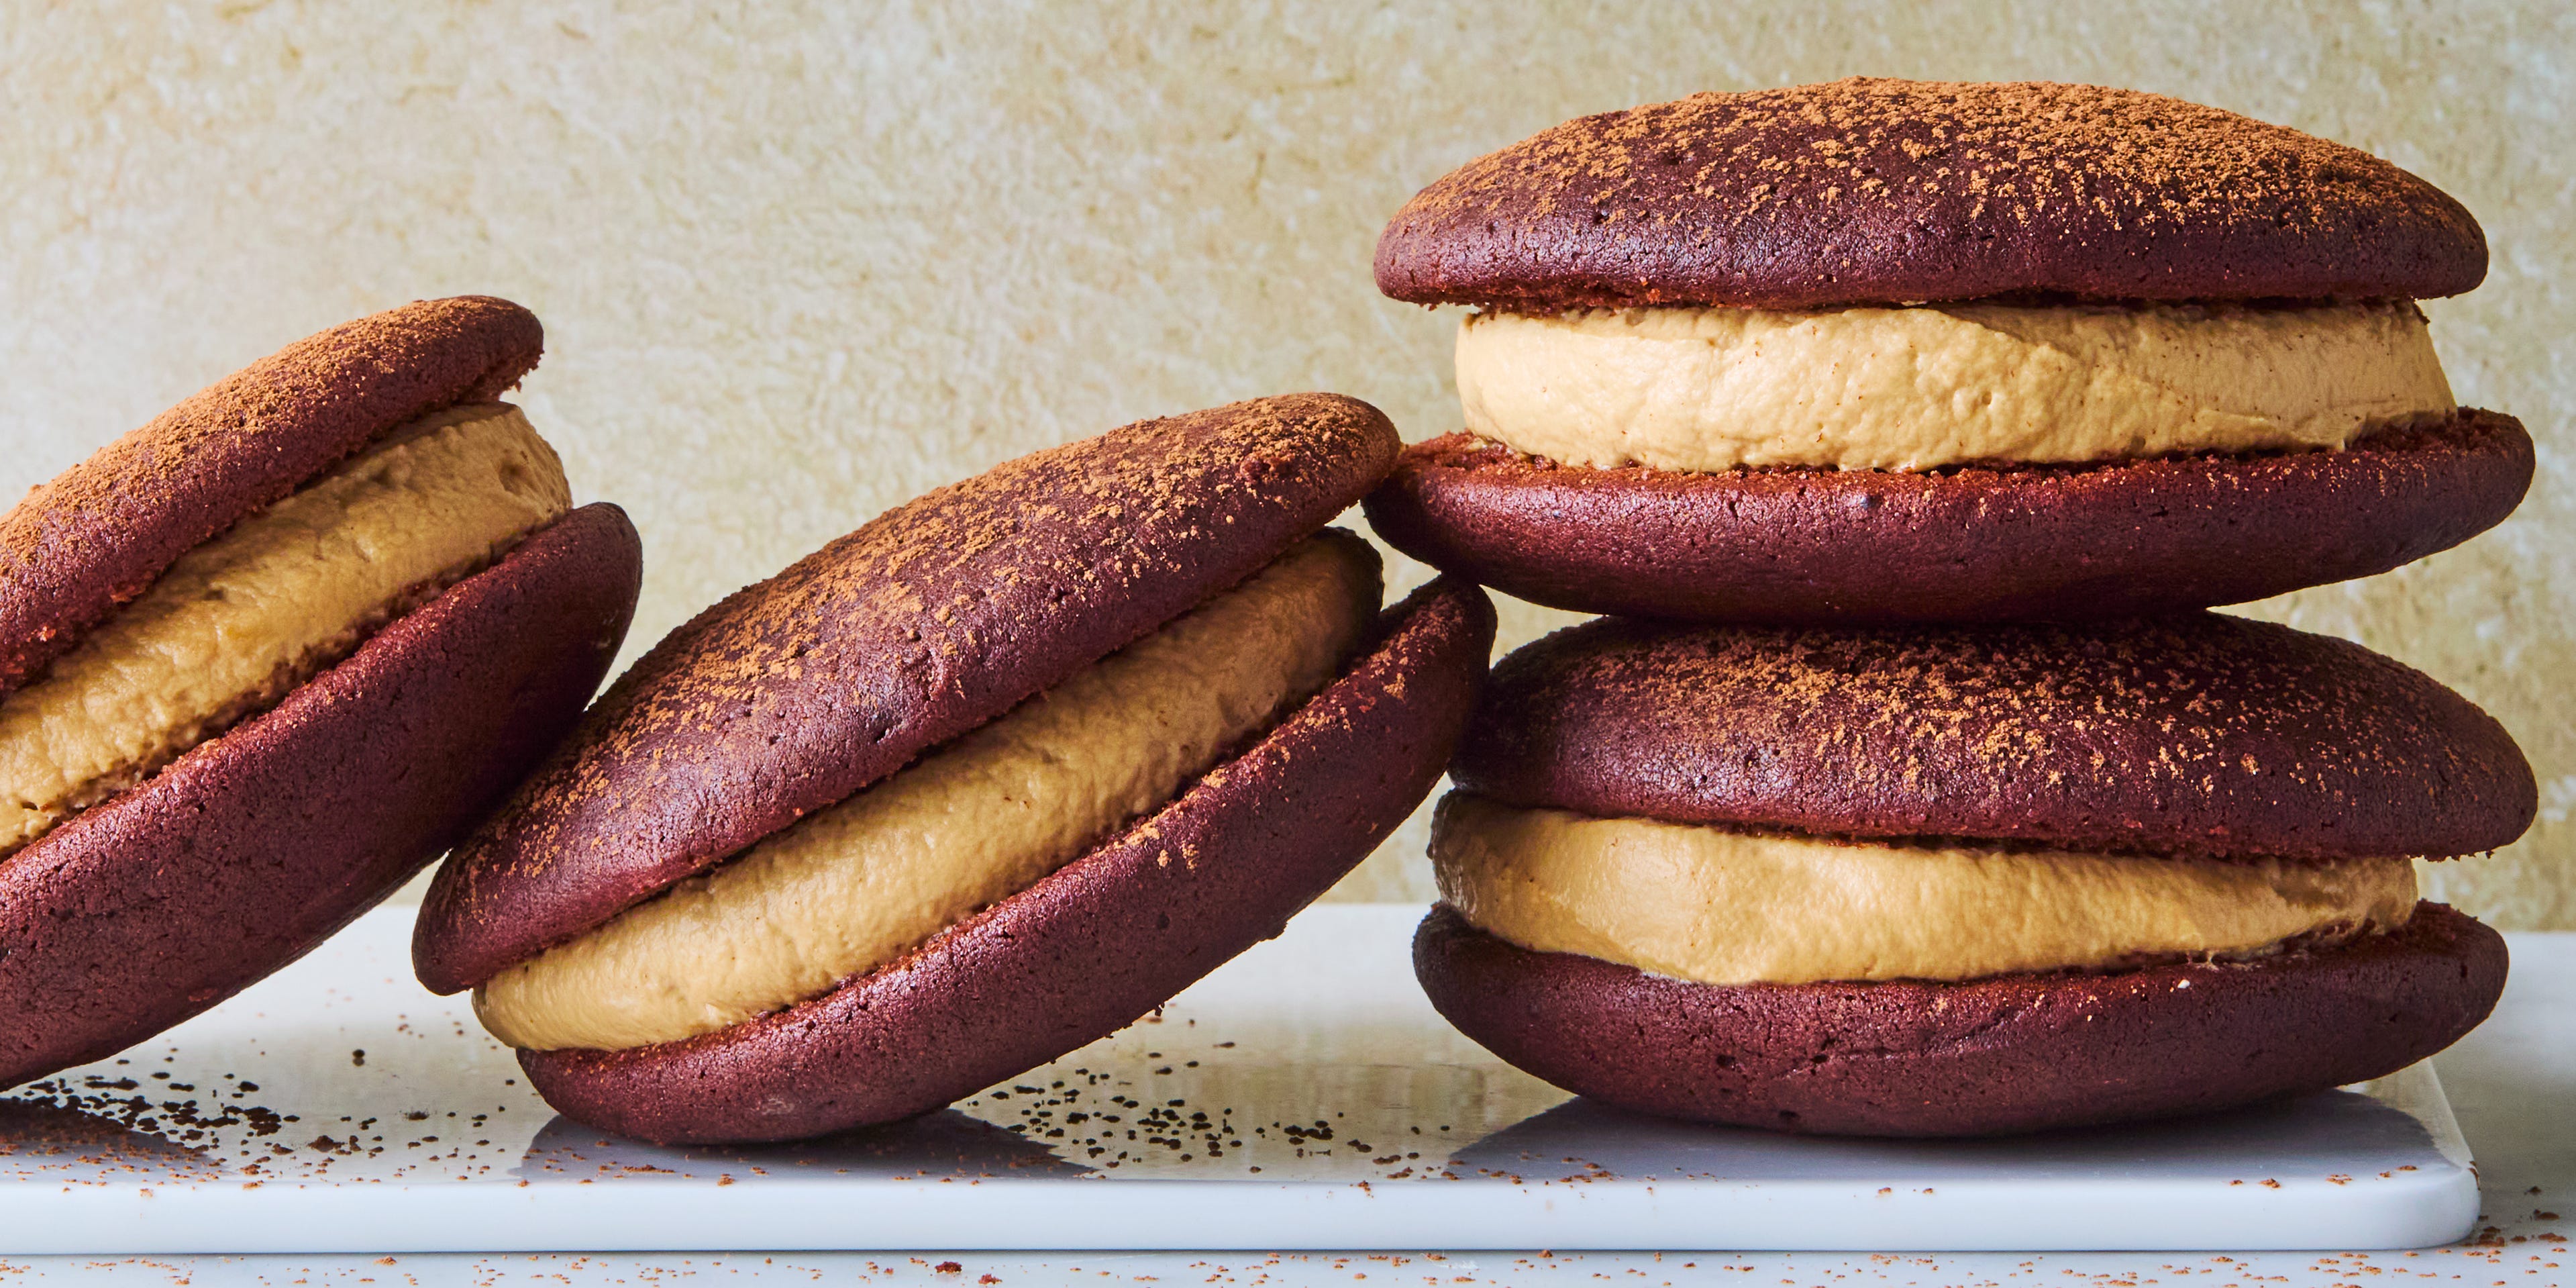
[
  {"xmin": 414, "ymin": 393, "xmax": 1496, "ymax": 1145},
  {"xmin": 1416, "ymin": 613, "xmax": 2532, "ymax": 1136},
  {"xmin": 0, "ymin": 297, "xmax": 642, "ymax": 1088},
  {"xmin": 1364, "ymin": 78, "xmax": 2532, "ymax": 623}
]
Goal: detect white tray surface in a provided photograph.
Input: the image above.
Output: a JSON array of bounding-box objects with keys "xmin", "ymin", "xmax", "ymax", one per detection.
[{"xmin": 0, "ymin": 904, "xmax": 2477, "ymax": 1254}]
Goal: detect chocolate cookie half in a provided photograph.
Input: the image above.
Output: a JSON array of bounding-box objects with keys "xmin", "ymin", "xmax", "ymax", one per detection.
[
  {"xmin": 1418, "ymin": 613, "xmax": 2530, "ymax": 1136},
  {"xmin": 415, "ymin": 395, "xmax": 1497, "ymax": 1144},
  {"xmin": 0, "ymin": 299, "xmax": 641, "ymax": 1087},
  {"xmin": 1368, "ymin": 413, "xmax": 2532, "ymax": 624},
  {"xmin": 1364, "ymin": 79, "xmax": 2529, "ymax": 621}
]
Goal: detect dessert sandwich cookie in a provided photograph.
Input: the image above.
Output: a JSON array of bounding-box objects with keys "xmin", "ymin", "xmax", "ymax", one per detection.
[
  {"xmin": 1365, "ymin": 78, "xmax": 2533, "ymax": 622},
  {"xmin": 414, "ymin": 393, "xmax": 1497, "ymax": 1145},
  {"xmin": 0, "ymin": 297, "xmax": 643, "ymax": 1088},
  {"xmin": 1416, "ymin": 613, "xmax": 2533, "ymax": 1136}
]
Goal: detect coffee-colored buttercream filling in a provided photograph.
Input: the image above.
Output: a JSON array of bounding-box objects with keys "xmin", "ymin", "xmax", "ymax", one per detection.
[
  {"xmin": 474, "ymin": 534, "xmax": 1383, "ymax": 1053},
  {"xmin": 1455, "ymin": 301, "xmax": 2454, "ymax": 473},
  {"xmin": 1431, "ymin": 793, "xmax": 2417, "ymax": 985},
  {"xmin": 0, "ymin": 404, "xmax": 569, "ymax": 856}
]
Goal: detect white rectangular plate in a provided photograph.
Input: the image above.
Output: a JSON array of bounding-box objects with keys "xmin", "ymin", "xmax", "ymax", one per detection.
[{"xmin": 0, "ymin": 905, "xmax": 2475, "ymax": 1253}]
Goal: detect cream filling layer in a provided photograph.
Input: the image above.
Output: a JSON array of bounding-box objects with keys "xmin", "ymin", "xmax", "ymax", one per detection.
[
  {"xmin": 0, "ymin": 404, "xmax": 570, "ymax": 856},
  {"xmin": 1429, "ymin": 793, "xmax": 2417, "ymax": 985},
  {"xmin": 474, "ymin": 534, "xmax": 1384, "ymax": 1053},
  {"xmin": 1454, "ymin": 301, "xmax": 2455, "ymax": 473}
]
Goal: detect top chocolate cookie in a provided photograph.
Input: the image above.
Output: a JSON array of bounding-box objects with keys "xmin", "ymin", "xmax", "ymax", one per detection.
[
  {"xmin": 1377, "ymin": 79, "xmax": 2485, "ymax": 309},
  {"xmin": 1453, "ymin": 613, "xmax": 2535, "ymax": 862},
  {"xmin": 415, "ymin": 393, "xmax": 1400, "ymax": 993},
  {"xmin": 0, "ymin": 297, "xmax": 544, "ymax": 699}
]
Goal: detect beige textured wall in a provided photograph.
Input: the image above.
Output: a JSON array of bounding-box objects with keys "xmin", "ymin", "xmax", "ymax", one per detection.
[{"xmin": 5, "ymin": 3, "xmax": 2568, "ymax": 922}]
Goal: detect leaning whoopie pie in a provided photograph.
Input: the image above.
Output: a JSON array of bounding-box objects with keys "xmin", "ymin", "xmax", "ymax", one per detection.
[
  {"xmin": 413, "ymin": 393, "xmax": 1496, "ymax": 1145},
  {"xmin": 0, "ymin": 297, "xmax": 642, "ymax": 1087},
  {"xmin": 1365, "ymin": 78, "xmax": 2533, "ymax": 622},
  {"xmin": 1416, "ymin": 613, "xmax": 2532, "ymax": 1136}
]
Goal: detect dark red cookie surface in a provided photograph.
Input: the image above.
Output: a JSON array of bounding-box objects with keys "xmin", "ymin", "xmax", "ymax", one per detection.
[
  {"xmin": 1414, "ymin": 901, "xmax": 2506, "ymax": 1137},
  {"xmin": 0, "ymin": 297, "xmax": 544, "ymax": 701},
  {"xmin": 0, "ymin": 505, "xmax": 639, "ymax": 1089},
  {"xmin": 1455, "ymin": 612, "xmax": 2534, "ymax": 862},
  {"xmin": 1376, "ymin": 79, "xmax": 2485, "ymax": 311},
  {"xmin": 1363, "ymin": 412, "xmax": 2532, "ymax": 624},
  {"xmin": 415, "ymin": 394, "xmax": 1402, "ymax": 995},
  {"xmin": 519, "ymin": 577, "xmax": 1495, "ymax": 1144}
]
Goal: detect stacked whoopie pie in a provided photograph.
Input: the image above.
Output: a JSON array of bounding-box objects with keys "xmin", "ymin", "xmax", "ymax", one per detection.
[
  {"xmin": 0, "ymin": 297, "xmax": 641, "ymax": 1089},
  {"xmin": 415, "ymin": 393, "xmax": 1496, "ymax": 1144},
  {"xmin": 1368, "ymin": 79, "xmax": 2538, "ymax": 1134}
]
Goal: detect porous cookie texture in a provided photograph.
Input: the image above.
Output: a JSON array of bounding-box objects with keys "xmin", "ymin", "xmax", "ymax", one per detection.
[
  {"xmin": 415, "ymin": 393, "xmax": 1402, "ymax": 994},
  {"xmin": 1361, "ymin": 411, "xmax": 2533, "ymax": 623},
  {"xmin": 0, "ymin": 505, "xmax": 641, "ymax": 1089},
  {"xmin": 1376, "ymin": 79, "xmax": 2485, "ymax": 310},
  {"xmin": 0, "ymin": 297, "xmax": 543, "ymax": 699},
  {"xmin": 1414, "ymin": 902, "xmax": 2507, "ymax": 1136},
  {"xmin": 1453, "ymin": 613, "xmax": 2535, "ymax": 862},
  {"xmin": 518, "ymin": 577, "xmax": 1496, "ymax": 1145}
]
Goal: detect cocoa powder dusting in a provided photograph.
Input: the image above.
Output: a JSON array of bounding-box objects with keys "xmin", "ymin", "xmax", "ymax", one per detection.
[
  {"xmin": 1431, "ymin": 77, "xmax": 2438, "ymax": 235},
  {"xmin": 1455, "ymin": 614, "xmax": 2534, "ymax": 862}
]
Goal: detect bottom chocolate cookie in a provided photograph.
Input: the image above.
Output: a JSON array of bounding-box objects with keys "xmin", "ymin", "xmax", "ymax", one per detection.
[
  {"xmin": 1362, "ymin": 412, "xmax": 2532, "ymax": 623},
  {"xmin": 1413, "ymin": 901, "xmax": 2507, "ymax": 1137}
]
